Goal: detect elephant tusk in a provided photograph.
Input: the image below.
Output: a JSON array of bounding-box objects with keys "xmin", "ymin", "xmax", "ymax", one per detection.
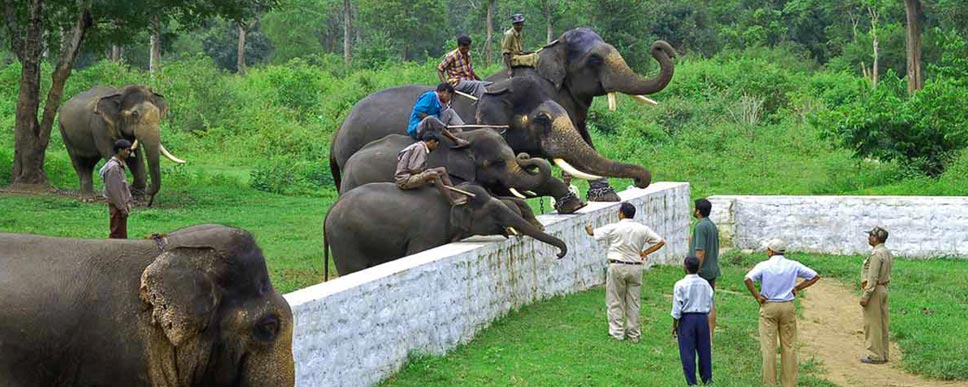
[
  {"xmin": 131, "ymin": 139, "xmax": 139, "ymax": 151},
  {"xmin": 607, "ymin": 92, "xmax": 617, "ymax": 112},
  {"xmin": 506, "ymin": 227, "xmax": 520, "ymax": 236},
  {"xmin": 524, "ymin": 190, "xmax": 537, "ymax": 197},
  {"xmin": 509, "ymin": 188, "xmax": 527, "ymax": 199},
  {"xmin": 553, "ymin": 158, "xmax": 603, "ymax": 181},
  {"xmin": 631, "ymin": 95, "xmax": 659, "ymax": 106},
  {"xmin": 159, "ymin": 143, "xmax": 186, "ymax": 164}
]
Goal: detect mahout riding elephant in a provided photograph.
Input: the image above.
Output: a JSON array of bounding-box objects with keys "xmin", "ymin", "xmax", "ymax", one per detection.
[
  {"xmin": 330, "ymin": 76, "xmax": 648, "ymax": 208},
  {"xmin": 59, "ymin": 85, "xmax": 186, "ymax": 205},
  {"xmin": 0, "ymin": 224, "xmax": 294, "ymax": 386},
  {"xmin": 486, "ymin": 28, "xmax": 677, "ymax": 201},
  {"xmin": 340, "ymin": 129, "xmax": 583, "ymax": 218},
  {"xmin": 324, "ymin": 183, "xmax": 567, "ymax": 276}
]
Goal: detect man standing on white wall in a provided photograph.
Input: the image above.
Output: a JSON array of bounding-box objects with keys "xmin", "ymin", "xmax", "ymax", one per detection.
[{"xmin": 585, "ymin": 202, "xmax": 666, "ymax": 343}]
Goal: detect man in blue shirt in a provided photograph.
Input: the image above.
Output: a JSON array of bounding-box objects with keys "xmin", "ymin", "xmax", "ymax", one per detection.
[
  {"xmin": 672, "ymin": 256, "xmax": 714, "ymax": 386},
  {"xmin": 408, "ymin": 83, "xmax": 470, "ymax": 148}
]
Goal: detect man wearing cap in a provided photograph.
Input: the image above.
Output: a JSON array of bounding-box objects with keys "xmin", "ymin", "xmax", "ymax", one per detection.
[
  {"xmin": 860, "ymin": 226, "xmax": 894, "ymax": 364},
  {"xmin": 438, "ymin": 35, "xmax": 489, "ymax": 99},
  {"xmin": 744, "ymin": 239, "xmax": 821, "ymax": 387},
  {"xmin": 585, "ymin": 202, "xmax": 666, "ymax": 343},
  {"xmin": 502, "ymin": 13, "xmax": 538, "ymax": 78},
  {"xmin": 100, "ymin": 139, "xmax": 134, "ymax": 239}
]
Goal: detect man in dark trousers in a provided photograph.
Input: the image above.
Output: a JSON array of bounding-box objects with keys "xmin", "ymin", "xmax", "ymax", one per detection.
[
  {"xmin": 100, "ymin": 139, "xmax": 134, "ymax": 239},
  {"xmin": 672, "ymin": 256, "xmax": 715, "ymax": 385}
]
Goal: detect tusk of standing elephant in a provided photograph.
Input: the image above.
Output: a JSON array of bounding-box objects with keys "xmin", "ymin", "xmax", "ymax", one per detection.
[
  {"xmin": 553, "ymin": 158, "xmax": 603, "ymax": 181},
  {"xmin": 131, "ymin": 139, "xmax": 139, "ymax": 151},
  {"xmin": 159, "ymin": 143, "xmax": 187, "ymax": 164},
  {"xmin": 607, "ymin": 92, "xmax": 617, "ymax": 112},
  {"xmin": 509, "ymin": 188, "xmax": 528, "ymax": 199},
  {"xmin": 631, "ymin": 95, "xmax": 659, "ymax": 106},
  {"xmin": 524, "ymin": 190, "xmax": 537, "ymax": 197}
]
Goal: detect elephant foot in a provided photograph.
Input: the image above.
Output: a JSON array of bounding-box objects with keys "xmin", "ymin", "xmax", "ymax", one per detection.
[
  {"xmin": 587, "ymin": 185, "xmax": 621, "ymax": 202},
  {"xmin": 553, "ymin": 191, "xmax": 587, "ymax": 214},
  {"xmin": 79, "ymin": 193, "xmax": 98, "ymax": 203}
]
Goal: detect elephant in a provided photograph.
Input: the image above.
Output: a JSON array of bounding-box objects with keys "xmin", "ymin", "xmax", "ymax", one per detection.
[
  {"xmin": 58, "ymin": 85, "xmax": 186, "ymax": 205},
  {"xmin": 487, "ymin": 28, "xmax": 677, "ymax": 201},
  {"xmin": 329, "ymin": 75, "xmax": 645, "ymax": 211},
  {"xmin": 324, "ymin": 182, "xmax": 567, "ymax": 276},
  {"xmin": 0, "ymin": 224, "xmax": 294, "ymax": 386},
  {"xmin": 339, "ymin": 129, "xmax": 577, "ymax": 224}
]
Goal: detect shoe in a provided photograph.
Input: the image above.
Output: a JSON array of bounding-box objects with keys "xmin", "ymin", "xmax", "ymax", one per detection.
[{"xmin": 859, "ymin": 356, "xmax": 887, "ymax": 364}]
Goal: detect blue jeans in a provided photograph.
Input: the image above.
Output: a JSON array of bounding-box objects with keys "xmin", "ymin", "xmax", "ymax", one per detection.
[{"xmin": 678, "ymin": 313, "xmax": 713, "ymax": 385}]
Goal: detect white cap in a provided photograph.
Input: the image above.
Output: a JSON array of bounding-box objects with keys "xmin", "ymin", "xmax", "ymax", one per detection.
[{"xmin": 766, "ymin": 238, "xmax": 787, "ymax": 253}]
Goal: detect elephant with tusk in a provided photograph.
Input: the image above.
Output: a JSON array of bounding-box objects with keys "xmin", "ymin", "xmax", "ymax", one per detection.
[{"xmin": 59, "ymin": 85, "xmax": 186, "ymax": 205}]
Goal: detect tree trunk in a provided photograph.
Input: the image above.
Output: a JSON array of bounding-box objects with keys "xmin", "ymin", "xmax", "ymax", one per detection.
[
  {"xmin": 904, "ymin": 0, "xmax": 924, "ymax": 92},
  {"xmin": 343, "ymin": 0, "xmax": 352, "ymax": 66},
  {"xmin": 237, "ymin": 21, "xmax": 247, "ymax": 75},
  {"xmin": 149, "ymin": 15, "xmax": 161, "ymax": 78},
  {"xmin": 484, "ymin": 0, "xmax": 494, "ymax": 66},
  {"xmin": 543, "ymin": 0, "xmax": 554, "ymax": 43},
  {"xmin": 868, "ymin": 5, "xmax": 880, "ymax": 89}
]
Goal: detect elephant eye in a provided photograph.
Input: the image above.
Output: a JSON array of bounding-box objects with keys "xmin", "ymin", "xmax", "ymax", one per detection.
[
  {"xmin": 587, "ymin": 54, "xmax": 603, "ymax": 67},
  {"xmin": 253, "ymin": 314, "xmax": 280, "ymax": 341}
]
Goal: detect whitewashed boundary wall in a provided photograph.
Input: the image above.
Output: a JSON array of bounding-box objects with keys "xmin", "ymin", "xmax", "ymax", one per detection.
[
  {"xmin": 708, "ymin": 195, "xmax": 968, "ymax": 258},
  {"xmin": 284, "ymin": 182, "xmax": 690, "ymax": 387}
]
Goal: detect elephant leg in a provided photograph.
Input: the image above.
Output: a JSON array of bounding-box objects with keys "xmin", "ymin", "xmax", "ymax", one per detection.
[
  {"xmin": 587, "ymin": 178, "xmax": 621, "ymax": 202},
  {"xmin": 126, "ymin": 147, "xmax": 147, "ymax": 202},
  {"xmin": 71, "ymin": 155, "xmax": 99, "ymax": 201}
]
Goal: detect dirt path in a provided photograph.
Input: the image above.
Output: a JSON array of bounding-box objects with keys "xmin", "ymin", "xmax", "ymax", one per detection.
[{"xmin": 799, "ymin": 280, "xmax": 967, "ymax": 387}]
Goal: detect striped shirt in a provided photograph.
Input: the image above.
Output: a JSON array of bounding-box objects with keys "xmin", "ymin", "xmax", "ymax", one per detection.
[
  {"xmin": 671, "ymin": 274, "xmax": 714, "ymax": 319},
  {"xmin": 438, "ymin": 49, "xmax": 475, "ymax": 86}
]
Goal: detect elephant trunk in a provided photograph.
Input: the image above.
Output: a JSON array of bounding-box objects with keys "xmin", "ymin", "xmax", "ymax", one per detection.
[
  {"xmin": 508, "ymin": 157, "xmax": 551, "ymax": 192},
  {"xmin": 504, "ymin": 212, "xmax": 567, "ymax": 259},
  {"xmin": 141, "ymin": 138, "xmax": 162, "ymax": 202},
  {"xmin": 602, "ymin": 41, "xmax": 676, "ymax": 96},
  {"xmin": 544, "ymin": 116, "xmax": 652, "ymax": 188}
]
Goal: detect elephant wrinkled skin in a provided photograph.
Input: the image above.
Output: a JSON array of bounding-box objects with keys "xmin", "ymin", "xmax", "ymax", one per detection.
[
  {"xmin": 325, "ymin": 183, "xmax": 567, "ymax": 276},
  {"xmin": 59, "ymin": 85, "xmax": 185, "ymax": 205},
  {"xmin": 0, "ymin": 224, "xmax": 294, "ymax": 386}
]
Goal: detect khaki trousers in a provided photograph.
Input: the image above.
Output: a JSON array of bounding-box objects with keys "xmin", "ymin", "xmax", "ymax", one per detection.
[
  {"xmin": 863, "ymin": 285, "xmax": 890, "ymax": 361},
  {"xmin": 759, "ymin": 301, "xmax": 797, "ymax": 387},
  {"xmin": 606, "ymin": 263, "xmax": 643, "ymax": 340}
]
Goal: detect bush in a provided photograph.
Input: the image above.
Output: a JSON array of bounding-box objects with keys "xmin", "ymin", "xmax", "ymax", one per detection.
[{"xmin": 250, "ymin": 156, "xmax": 333, "ymax": 196}]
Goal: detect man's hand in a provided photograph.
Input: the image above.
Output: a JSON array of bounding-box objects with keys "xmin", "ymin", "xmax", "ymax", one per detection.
[
  {"xmin": 756, "ymin": 294, "xmax": 767, "ymax": 305},
  {"xmin": 860, "ymin": 296, "xmax": 869, "ymax": 307},
  {"xmin": 584, "ymin": 223, "xmax": 594, "ymax": 236},
  {"xmin": 861, "ymin": 280, "xmax": 868, "ymax": 290},
  {"xmin": 424, "ymin": 174, "xmax": 438, "ymax": 183},
  {"xmin": 671, "ymin": 326, "xmax": 678, "ymax": 337}
]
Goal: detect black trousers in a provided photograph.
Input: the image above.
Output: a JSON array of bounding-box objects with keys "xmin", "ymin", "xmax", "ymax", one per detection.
[{"xmin": 678, "ymin": 313, "xmax": 713, "ymax": 385}]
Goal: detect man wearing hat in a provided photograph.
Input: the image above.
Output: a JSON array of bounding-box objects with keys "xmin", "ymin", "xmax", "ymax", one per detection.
[
  {"xmin": 99, "ymin": 139, "xmax": 134, "ymax": 239},
  {"xmin": 502, "ymin": 13, "xmax": 538, "ymax": 78},
  {"xmin": 744, "ymin": 239, "xmax": 821, "ymax": 387},
  {"xmin": 860, "ymin": 226, "xmax": 894, "ymax": 364}
]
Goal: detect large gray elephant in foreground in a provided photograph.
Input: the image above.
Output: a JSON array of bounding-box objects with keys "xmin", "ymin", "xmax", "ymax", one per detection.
[
  {"xmin": 325, "ymin": 183, "xmax": 567, "ymax": 276},
  {"xmin": 330, "ymin": 76, "xmax": 649, "ymax": 208},
  {"xmin": 59, "ymin": 85, "xmax": 186, "ymax": 205},
  {"xmin": 0, "ymin": 224, "xmax": 294, "ymax": 386}
]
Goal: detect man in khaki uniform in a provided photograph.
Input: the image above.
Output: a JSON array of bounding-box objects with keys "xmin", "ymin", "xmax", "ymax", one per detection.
[
  {"xmin": 860, "ymin": 226, "xmax": 894, "ymax": 364},
  {"xmin": 501, "ymin": 13, "xmax": 538, "ymax": 78}
]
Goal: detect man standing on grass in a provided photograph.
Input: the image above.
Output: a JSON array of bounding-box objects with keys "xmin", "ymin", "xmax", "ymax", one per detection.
[
  {"xmin": 438, "ymin": 35, "xmax": 489, "ymax": 99},
  {"xmin": 690, "ymin": 198, "xmax": 720, "ymax": 342},
  {"xmin": 860, "ymin": 226, "xmax": 894, "ymax": 364},
  {"xmin": 672, "ymin": 256, "xmax": 714, "ymax": 386},
  {"xmin": 744, "ymin": 239, "xmax": 821, "ymax": 387},
  {"xmin": 585, "ymin": 202, "xmax": 666, "ymax": 343},
  {"xmin": 100, "ymin": 139, "xmax": 134, "ymax": 239}
]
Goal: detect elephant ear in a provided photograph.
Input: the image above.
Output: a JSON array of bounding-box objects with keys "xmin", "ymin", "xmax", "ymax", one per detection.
[
  {"xmin": 140, "ymin": 246, "xmax": 221, "ymax": 347},
  {"xmin": 536, "ymin": 40, "xmax": 566, "ymax": 90},
  {"xmin": 94, "ymin": 92, "xmax": 124, "ymax": 128},
  {"xmin": 152, "ymin": 92, "xmax": 169, "ymax": 118},
  {"xmin": 428, "ymin": 147, "xmax": 476, "ymax": 183}
]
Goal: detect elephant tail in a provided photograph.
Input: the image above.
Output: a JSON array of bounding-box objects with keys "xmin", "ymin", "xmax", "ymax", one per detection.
[{"xmin": 329, "ymin": 144, "xmax": 342, "ymax": 193}]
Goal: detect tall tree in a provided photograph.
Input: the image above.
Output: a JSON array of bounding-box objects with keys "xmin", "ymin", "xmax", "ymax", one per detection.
[
  {"xmin": 485, "ymin": 0, "xmax": 494, "ymax": 65},
  {"xmin": 903, "ymin": 0, "xmax": 923, "ymax": 92},
  {"xmin": 237, "ymin": 19, "xmax": 249, "ymax": 75},
  {"xmin": 343, "ymin": 0, "xmax": 352, "ymax": 66},
  {"xmin": 149, "ymin": 15, "xmax": 161, "ymax": 77}
]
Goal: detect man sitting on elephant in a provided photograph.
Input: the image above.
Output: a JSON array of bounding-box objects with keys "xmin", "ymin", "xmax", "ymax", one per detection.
[
  {"xmin": 408, "ymin": 83, "xmax": 471, "ymax": 148},
  {"xmin": 396, "ymin": 132, "xmax": 469, "ymax": 206},
  {"xmin": 502, "ymin": 13, "xmax": 537, "ymax": 78},
  {"xmin": 438, "ymin": 35, "xmax": 489, "ymax": 99}
]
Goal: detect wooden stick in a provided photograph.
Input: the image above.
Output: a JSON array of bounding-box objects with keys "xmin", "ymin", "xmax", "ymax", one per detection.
[
  {"xmin": 447, "ymin": 124, "xmax": 510, "ymax": 129},
  {"xmin": 454, "ymin": 90, "xmax": 478, "ymax": 101},
  {"xmin": 445, "ymin": 185, "xmax": 477, "ymax": 197}
]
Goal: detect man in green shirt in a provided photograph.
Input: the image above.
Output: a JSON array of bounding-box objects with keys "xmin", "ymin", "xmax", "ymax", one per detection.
[
  {"xmin": 501, "ymin": 13, "xmax": 538, "ymax": 78},
  {"xmin": 690, "ymin": 198, "xmax": 720, "ymax": 343}
]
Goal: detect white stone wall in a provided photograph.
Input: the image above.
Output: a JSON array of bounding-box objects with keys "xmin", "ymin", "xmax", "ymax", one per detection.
[
  {"xmin": 284, "ymin": 182, "xmax": 690, "ymax": 387},
  {"xmin": 708, "ymin": 195, "xmax": 968, "ymax": 258}
]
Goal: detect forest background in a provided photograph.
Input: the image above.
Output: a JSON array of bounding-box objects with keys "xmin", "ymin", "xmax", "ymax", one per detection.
[{"xmin": 2, "ymin": 0, "xmax": 968, "ymax": 292}]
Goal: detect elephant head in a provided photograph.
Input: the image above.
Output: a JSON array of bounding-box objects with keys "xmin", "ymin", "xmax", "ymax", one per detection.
[
  {"xmin": 476, "ymin": 76, "xmax": 652, "ymax": 188},
  {"xmin": 433, "ymin": 129, "xmax": 553, "ymax": 197},
  {"xmin": 449, "ymin": 184, "xmax": 567, "ymax": 258},
  {"xmin": 139, "ymin": 225, "xmax": 294, "ymax": 386},
  {"xmin": 95, "ymin": 85, "xmax": 185, "ymax": 204}
]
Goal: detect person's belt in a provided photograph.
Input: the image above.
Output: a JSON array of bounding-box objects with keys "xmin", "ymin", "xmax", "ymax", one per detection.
[{"xmin": 608, "ymin": 260, "xmax": 642, "ymax": 265}]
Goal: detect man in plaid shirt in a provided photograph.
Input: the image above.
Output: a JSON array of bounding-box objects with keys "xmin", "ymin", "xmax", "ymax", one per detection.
[{"xmin": 438, "ymin": 35, "xmax": 489, "ymax": 99}]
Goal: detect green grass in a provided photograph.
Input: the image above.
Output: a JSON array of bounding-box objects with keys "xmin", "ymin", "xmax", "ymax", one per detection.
[{"xmin": 380, "ymin": 263, "xmax": 837, "ymax": 387}]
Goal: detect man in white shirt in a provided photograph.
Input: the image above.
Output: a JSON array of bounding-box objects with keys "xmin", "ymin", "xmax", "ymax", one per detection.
[
  {"xmin": 585, "ymin": 202, "xmax": 666, "ymax": 343},
  {"xmin": 744, "ymin": 239, "xmax": 821, "ymax": 387},
  {"xmin": 672, "ymin": 256, "xmax": 714, "ymax": 385}
]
